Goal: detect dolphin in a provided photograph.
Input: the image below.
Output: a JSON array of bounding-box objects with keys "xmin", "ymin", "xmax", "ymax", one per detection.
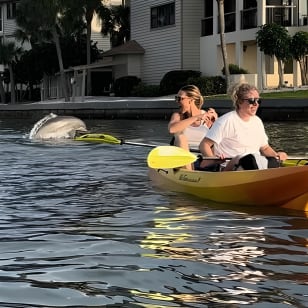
[{"xmin": 29, "ymin": 113, "xmax": 88, "ymax": 140}]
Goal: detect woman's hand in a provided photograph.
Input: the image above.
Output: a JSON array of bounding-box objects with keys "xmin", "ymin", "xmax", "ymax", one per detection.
[{"xmin": 204, "ymin": 108, "xmax": 218, "ymax": 128}]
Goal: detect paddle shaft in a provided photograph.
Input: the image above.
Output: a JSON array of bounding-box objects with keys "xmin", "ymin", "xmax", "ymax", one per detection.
[{"xmin": 76, "ymin": 134, "xmax": 307, "ymax": 163}]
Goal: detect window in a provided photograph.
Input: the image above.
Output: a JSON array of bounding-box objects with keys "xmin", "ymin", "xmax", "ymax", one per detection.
[
  {"xmin": 224, "ymin": 0, "xmax": 236, "ymax": 32},
  {"xmin": 266, "ymin": 0, "xmax": 295, "ymax": 26},
  {"xmin": 0, "ymin": 6, "xmax": 2, "ymax": 32},
  {"xmin": 7, "ymin": 2, "xmax": 17, "ymax": 19},
  {"xmin": 204, "ymin": 0, "xmax": 213, "ymax": 17},
  {"xmin": 244, "ymin": 0, "xmax": 257, "ymax": 9},
  {"xmin": 241, "ymin": 0, "xmax": 257, "ymax": 29},
  {"xmin": 151, "ymin": 2, "xmax": 175, "ymax": 29},
  {"xmin": 202, "ymin": 0, "xmax": 213, "ymax": 36}
]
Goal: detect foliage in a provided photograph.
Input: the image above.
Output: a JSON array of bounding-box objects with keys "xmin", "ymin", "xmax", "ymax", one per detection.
[
  {"xmin": 160, "ymin": 70, "xmax": 201, "ymax": 95},
  {"xmin": 256, "ymin": 23, "xmax": 291, "ymax": 88},
  {"xmin": 0, "ymin": 41, "xmax": 22, "ymax": 103},
  {"xmin": 256, "ymin": 23, "xmax": 291, "ymax": 60},
  {"xmin": 64, "ymin": 0, "xmax": 108, "ymax": 95},
  {"xmin": 131, "ymin": 83, "xmax": 161, "ymax": 97},
  {"xmin": 14, "ymin": 36, "xmax": 99, "ymax": 86},
  {"xmin": 187, "ymin": 76, "xmax": 227, "ymax": 96},
  {"xmin": 100, "ymin": 5, "xmax": 130, "ymax": 47},
  {"xmin": 114, "ymin": 76, "xmax": 141, "ymax": 96},
  {"xmin": 290, "ymin": 31, "xmax": 308, "ymax": 85},
  {"xmin": 16, "ymin": 0, "xmax": 71, "ymax": 101},
  {"xmin": 222, "ymin": 64, "xmax": 249, "ymax": 75}
]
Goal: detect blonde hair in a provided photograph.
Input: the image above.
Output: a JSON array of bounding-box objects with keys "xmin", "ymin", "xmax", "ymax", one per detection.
[
  {"xmin": 228, "ymin": 82, "xmax": 259, "ymax": 110},
  {"xmin": 180, "ymin": 85, "xmax": 204, "ymax": 109}
]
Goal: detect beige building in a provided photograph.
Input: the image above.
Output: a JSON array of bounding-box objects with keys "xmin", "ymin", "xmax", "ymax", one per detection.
[{"xmin": 129, "ymin": 0, "xmax": 308, "ymax": 89}]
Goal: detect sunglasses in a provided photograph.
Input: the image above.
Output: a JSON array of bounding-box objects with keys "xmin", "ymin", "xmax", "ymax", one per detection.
[
  {"xmin": 175, "ymin": 95, "xmax": 189, "ymax": 102},
  {"xmin": 242, "ymin": 98, "xmax": 262, "ymax": 105}
]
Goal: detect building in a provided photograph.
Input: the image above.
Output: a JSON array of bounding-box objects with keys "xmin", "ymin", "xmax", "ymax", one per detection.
[{"xmin": 129, "ymin": 0, "xmax": 308, "ymax": 89}]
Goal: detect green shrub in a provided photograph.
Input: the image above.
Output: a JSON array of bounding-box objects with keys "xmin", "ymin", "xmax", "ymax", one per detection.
[
  {"xmin": 160, "ymin": 70, "xmax": 201, "ymax": 95},
  {"xmin": 222, "ymin": 64, "xmax": 249, "ymax": 75},
  {"xmin": 114, "ymin": 76, "xmax": 141, "ymax": 96},
  {"xmin": 131, "ymin": 83, "xmax": 161, "ymax": 97},
  {"xmin": 187, "ymin": 76, "xmax": 227, "ymax": 96}
]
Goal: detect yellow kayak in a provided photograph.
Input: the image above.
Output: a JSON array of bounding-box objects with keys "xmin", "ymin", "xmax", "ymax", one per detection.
[{"xmin": 148, "ymin": 165, "xmax": 308, "ymax": 212}]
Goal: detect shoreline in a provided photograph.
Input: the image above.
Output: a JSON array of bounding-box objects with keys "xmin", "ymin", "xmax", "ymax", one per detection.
[{"xmin": 0, "ymin": 96, "xmax": 307, "ymax": 121}]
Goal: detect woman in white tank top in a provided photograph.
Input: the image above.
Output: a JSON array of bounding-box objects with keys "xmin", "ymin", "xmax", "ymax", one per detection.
[{"xmin": 168, "ymin": 85, "xmax": 218, "ymax": 169}]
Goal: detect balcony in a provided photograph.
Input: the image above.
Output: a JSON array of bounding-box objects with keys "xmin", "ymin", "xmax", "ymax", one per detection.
[{"xmin": 266, "ymin": 5, "xmax": 297, "ymax": 26}]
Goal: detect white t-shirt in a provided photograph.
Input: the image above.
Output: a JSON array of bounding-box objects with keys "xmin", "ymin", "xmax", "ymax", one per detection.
[{"xmin": 206, "ymin": 110, "xmax": 268, "ymax": 157}]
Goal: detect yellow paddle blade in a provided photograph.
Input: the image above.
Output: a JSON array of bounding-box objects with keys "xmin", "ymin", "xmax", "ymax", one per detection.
[
  {"xmin": 147, "ymin": 146, "xmax": 197, "ymax": 169},
  {"xmin": 282, "ymin": 158, "xmax": 308, "ymax": 167},
  {"xmin": 74, "ymin": 133, "xmax": 122, "ymax": 144}
]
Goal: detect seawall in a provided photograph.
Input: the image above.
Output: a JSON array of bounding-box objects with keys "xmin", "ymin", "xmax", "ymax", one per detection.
[{"xmin": 0, "ymin": 96, "xmax": 307, "ymax": 121}]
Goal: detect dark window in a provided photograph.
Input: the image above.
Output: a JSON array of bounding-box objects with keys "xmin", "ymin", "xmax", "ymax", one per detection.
[
  {"xmin": 242, "ymin": 0, "xmax": 257, "ymax": 29},
  {"xmin": 224, "ymin": 0, "xmax": 236, "ymax": 33},
  {"xmin": 202, "ymin": 18, "xmax": 213, "ymax": 36},
  {"xmin": 204, "ymin": 0, "xmax": 213, "ymax": 17},
  {"xmin": 7, "ymin": 2, "xmax": 17, "ymax": 19},
  {"xmin": 224, "ymin": 0, "xmax": 236, "ymax": 14},
  {"xmin": 151, "ymin": 2, "xmax": 175, "ymax": 29},
  {"xmin": 202, "ymin": 0, "xmax": 214, "ymax": 36},
  {"xmin": 0, "ymin": 7, "xmax": 2, "ymax": 31},
  {"xmin": 244, "ymin": 0, "xmax": 257, "ymax": 9}
]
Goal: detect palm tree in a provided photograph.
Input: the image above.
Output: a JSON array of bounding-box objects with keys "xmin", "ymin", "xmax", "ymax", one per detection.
[
  {"xmin": 0, "ymin": 41, "xmax": 22, "ymax": 104},
  {"xmin": 16, "ymin": 0, "xmax": 70, "ymax": 101},
  {"xmin": 100, "ymin": 4, "xmax": 130, "ymax": 47},
  {"xmin": 66, "ymin": 0, "xmax": 107, "ymax": 96},
  {"xmin": 216, "ymin": 0, "xmax": 230, "ymax": 90}
]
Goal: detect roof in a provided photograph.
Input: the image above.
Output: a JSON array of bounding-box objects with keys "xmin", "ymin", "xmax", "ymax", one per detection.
[{"xmin": 102, "ymin": 40, "xmax": 145, "ymax": 57}]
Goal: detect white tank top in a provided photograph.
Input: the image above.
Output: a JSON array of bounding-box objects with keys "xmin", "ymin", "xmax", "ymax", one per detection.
[{"xmin": 183, "ymin": 122, "xmax": 209, "ymax": 150}]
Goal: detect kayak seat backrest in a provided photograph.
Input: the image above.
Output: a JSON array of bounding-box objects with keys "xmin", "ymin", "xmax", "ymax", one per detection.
[{"xmin": 237, "ymin": 154, "xmax": 259, "ymax": 170}]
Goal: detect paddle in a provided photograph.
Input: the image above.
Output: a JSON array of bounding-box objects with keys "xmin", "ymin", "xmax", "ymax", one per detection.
[
  {"xmin": 76, "ymin": 134, "xmax": 308, "ymax": 168},
  {"xmin": 147, "ymin": 146, "xmax": 308, "ymax": 169},
  {"xmin": 147, "ymin": 146, "xmax": 198, "ymax": 168},
  {"xmin": 75, "ymin": 133, "xmax": 203, "ymax": 153},
  {"xmin": 74, "ymin": 133, "xmax": 161, "ymax": 148}
]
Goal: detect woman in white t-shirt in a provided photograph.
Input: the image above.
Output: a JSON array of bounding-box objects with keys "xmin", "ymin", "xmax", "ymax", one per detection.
[
  {"xmin": 168, "ymin": 85, "xmax": 217, "ymax": 169},
  {"xmin": 199, "ymin": 82, "xmax": 287, "ymax": 171}
]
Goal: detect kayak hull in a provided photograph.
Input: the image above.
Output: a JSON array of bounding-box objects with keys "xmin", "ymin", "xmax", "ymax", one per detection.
[{"xmin": 149, "ymin": 166, "xmax": 308, "ymax": 211}]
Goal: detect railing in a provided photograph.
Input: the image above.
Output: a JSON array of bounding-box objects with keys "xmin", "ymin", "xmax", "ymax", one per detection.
[{"xmin": 266, "ymin": 5, "xmax": 297, "ymax": 26}]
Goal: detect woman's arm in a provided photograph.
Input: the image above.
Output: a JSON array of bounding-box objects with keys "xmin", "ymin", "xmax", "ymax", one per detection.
[{"xmin": 168, "ymin": 112, "xmax": 208, "ymax": 134}]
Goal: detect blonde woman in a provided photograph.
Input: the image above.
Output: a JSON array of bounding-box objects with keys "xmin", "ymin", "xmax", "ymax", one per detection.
[
  {"xmin": 199, "ymin": 82, "xmax": 287, "ymax": 171},
  {"xmin": 168, "ymin": 84, "xmax": 217, "ymax": 169}
]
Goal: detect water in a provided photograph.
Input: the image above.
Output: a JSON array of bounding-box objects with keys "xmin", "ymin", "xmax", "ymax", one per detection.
[{"xmin": 0, "ymin": 117, "xmax": 307, "ymax": 307}]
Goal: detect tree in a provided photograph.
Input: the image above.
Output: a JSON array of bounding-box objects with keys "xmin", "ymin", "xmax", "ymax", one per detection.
[
  {"xmin": 216, "ymin": 0, "xmax": 230, "ymax": 91},
  {"xmin": 0, "ymin": 41, "xmax": 22, "ymax": 104},
  {"xmin": 16, "ymin": 0, "xmax": 70, "ymax": 101},
  {"xmin": 291, "ymin": 31, "xmax": 308, "ymax": 86},
  {"xmin": 256, "ymin": 23, "xmax": 291, "ymax": 89},
  {"xmin": 64, "ymin": 0, "xmax": 107, "ymax": 96},
  {"xmin": 100, "ymin": 4, "xmax": 130, "ymax": 47}
]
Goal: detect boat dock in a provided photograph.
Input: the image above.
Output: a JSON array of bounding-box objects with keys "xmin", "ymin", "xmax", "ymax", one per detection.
[{"xmin": 0, "ymin": 95, "xmax": 307, "ymax": 121}]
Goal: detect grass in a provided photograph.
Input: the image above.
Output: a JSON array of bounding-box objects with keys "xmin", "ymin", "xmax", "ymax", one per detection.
[
  {"xmin": 206, "ymin": 89, "xmax": 308, "ymax": 99},
  {"xmin": 260, "ymin": 89, "xmax": 308, "ymax": 98}
]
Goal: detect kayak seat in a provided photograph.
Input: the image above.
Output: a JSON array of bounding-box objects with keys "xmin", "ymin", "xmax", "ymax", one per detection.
[{"xmin": 194, "ymin": 155, "xmax": 221, "ymax": 172}]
